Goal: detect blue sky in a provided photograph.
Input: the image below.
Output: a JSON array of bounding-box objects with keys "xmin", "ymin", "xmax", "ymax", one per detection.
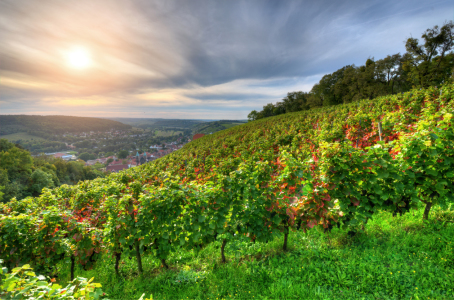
[{"xmin": 0, "ymin": 0, "xmax": 452, "ymax": 119}]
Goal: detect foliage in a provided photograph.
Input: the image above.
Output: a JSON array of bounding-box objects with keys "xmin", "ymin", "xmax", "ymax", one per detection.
[
  {"xmin": 118, "ymin": 150, "xmax": 129, "ymax": 159},
  {"xmin": 79, "ymin": 153, "xmax": 97, "ymax": 162},
  {"xmin": 0, "ymin": 259, "xmax": 106, "ymax": 300},
  {"xmin": 0, "ymin": 83, "xmax": 453, "ymax": 290},
  {"xmin": 403, "ymin": 21, "xmax": 454, "ymax": 88},
  {"xmin": 59, "ymin": 208, "xmax": 454, "ymax": 300},
  {"xmin": 0, "ymin": 115, "xmax": 131, "ymax": 136},
  {"xmin": 0, "ymin": 140, "xmax": 104, "ymax": 202}
]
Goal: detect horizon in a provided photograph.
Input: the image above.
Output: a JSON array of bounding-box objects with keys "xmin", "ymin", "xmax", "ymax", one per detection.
[
  {"xmin": 0, "ymin": 0, "xmax": 451, "ymax": 119},
  {"xmin": 0, "ymin": 113, "xmax": 244, "ymax": 121}
]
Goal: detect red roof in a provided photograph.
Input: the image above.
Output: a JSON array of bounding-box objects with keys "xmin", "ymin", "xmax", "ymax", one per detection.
[{"xmin": 193, "ymin": 134, "xmax": 205, "ymax": 141}]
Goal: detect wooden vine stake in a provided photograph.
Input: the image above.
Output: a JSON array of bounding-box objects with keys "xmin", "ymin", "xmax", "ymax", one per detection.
[
  {"xmin": 70, "ymin": 256, "xmax": 75, "ymax": 281},
  {"xmin": 378, "ymin": 121, "xmax": 383, "ymax": 142},
  {"xmin": 283, "ymin": 224, "xmax": 289, "ymax": 251},
  {"xmin": 221, "ymin": 239, "xmax": 228, "ymax": 263},
  {"xmin": 130, "ymin": 183, "xmax": 143, "ymax": 274},
  {"xmin": 114, "ymin": 252, "xmax": 121, "ymax": 276}
]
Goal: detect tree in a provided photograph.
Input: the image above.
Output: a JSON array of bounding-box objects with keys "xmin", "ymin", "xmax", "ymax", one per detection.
[
  {"xmin": 247, "ymin": 110, "xmax": 259, "ymax": 121},
  {"xmin": 106, "ymin": 158, "xmax": 114, "ymax": 166},
  {"xmin": 261, "ymin": 103, "xmax": 277, "ymax": 118},
  {"xmin": 0, "ymin": 139, "xmax": 33, "ymax": 182},
  {"xmin": 28, "ymin": 169, "xmax": 54, "ymax": 197},
  {"xmin": 313, "ymin": 66, "xmax": 351, "ymax": 106},
  {"xmin": 281, "ymin": 91, "xmax": 310, "ymax": 112},
  {"xmin": 0, "ymin": 169, "xmax": 8, "ymax": 202},
  {"xmin": 403, "ymin": 21, "xmax": 454, "ymax": 88},
  {"xmin": 78, "ymin": 153, "xmax": 90, "ymax": 162},
  {"xmin": 118, "ymin": 150, "xmax": 129, "ymax": 159}
]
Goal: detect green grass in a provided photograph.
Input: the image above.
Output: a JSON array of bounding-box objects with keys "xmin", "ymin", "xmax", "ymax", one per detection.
[
  {"xmin": 57, "ymin": 206, "xmax": 454, "ymax": 300},
  {"xmin": 0, "ymin": 132, "xmax": 46, "ymax": 142},
  {"xmin": 154, "ymin": 130, "xmax": 183, "ymax": 137}
]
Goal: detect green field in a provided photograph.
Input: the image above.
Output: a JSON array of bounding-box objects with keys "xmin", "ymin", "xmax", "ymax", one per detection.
[
  {"xmin": 0, "ymin": 132, "xmax": 46, "ymax": 142},
  {"xmin": 154, "ymin": 130, "xmax": 183, "ymax": 137},
  {"xmin": 57, "ymin": 206, "xmax": 454, "ymax": 300}
]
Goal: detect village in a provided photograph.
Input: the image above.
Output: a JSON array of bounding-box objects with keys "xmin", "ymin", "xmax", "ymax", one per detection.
[{"xmin": 49, "ymin": 133, "xmax": 206, "ymax": 173}]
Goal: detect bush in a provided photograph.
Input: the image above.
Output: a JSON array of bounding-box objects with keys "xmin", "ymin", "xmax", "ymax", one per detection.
[{"xmin": 0, "ymin": 259, "xmax": 106, "ymax": 299}]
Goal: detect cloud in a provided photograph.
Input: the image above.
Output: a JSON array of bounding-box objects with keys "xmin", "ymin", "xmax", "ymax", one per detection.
[{"xmin": 0, "ymin": 0, "xmax": 451, "ymax": 118}]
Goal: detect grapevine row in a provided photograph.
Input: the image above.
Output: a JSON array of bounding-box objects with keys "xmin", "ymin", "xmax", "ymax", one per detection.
[{"xmin": 0, "ymin": 84, "xmax": 453, "ymax": 277}]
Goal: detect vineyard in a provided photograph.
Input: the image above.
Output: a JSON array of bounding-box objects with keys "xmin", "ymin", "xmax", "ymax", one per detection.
[{"xmin": 1, "ymin": 84, "xmax": 454, "ymax": 298}]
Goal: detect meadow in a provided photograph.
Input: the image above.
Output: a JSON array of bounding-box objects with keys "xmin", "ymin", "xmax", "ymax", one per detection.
[
  {"xmin": 154, "ymin": 130, "xmax": 184, "ymax": 137},
  {"xmin": 0, "ymin": 132, "xmax": 47, "ymax": 142}
]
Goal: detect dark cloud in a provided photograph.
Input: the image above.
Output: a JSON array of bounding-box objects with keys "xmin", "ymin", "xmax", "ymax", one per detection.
[{"xmin": 0, "ymin": 0, "xmax": 450, "ymax": 118}]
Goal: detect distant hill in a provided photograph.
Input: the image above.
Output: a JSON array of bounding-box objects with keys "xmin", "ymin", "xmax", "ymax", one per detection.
[
  {"xmin": 105, "ymin": 118, "xmax": 215, "ymax": 130},
  {"xmin": 192, "ymin": 120, "xmax": 247, "ymax": 134},
  {"xmin": 0, "ymin": 115, "xmax": 132, "ymax": 136}
]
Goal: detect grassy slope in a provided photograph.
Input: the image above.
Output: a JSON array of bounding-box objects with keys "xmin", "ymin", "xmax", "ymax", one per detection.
[
  {"xmin": 192, "ymin": 121, "xmax": 246, "ymax": 135},
  {"xmin": 0, "ymin": 132, "xmax": 47, "ymax": 141},
  {"xmin": 59, "ymin": 206, "xmax": 454, "ymax": 300}
]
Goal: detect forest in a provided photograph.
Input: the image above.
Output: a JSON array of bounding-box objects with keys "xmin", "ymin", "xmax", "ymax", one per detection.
[{"xmin": 0, "ymin": 115, "xmax": 131, "ymax": 137}]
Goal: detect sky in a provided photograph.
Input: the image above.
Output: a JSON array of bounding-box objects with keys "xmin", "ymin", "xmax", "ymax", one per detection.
[{"xmin": 0, "ymin": 0, "xmax": 452, "ymax": 119}]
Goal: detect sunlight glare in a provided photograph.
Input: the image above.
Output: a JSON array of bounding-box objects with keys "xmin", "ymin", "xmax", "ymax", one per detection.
[{"xmin": 67, "ymin": 47, "xmax": 91, "ymax": 69}]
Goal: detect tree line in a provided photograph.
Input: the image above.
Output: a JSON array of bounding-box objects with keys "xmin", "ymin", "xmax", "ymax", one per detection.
[
  {"xmin": 0, "ymin": 115, "xmax": 131, "ymax": 136},
  {"xmin": 248, "ymin": 22, "xmax": 454, "ymax": 121}
]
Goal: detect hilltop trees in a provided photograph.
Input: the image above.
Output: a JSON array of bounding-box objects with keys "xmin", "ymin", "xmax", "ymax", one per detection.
[
  {"xmin": 403, "ymin": 21, "xmax": 454, "ymax": 88},
  {"xmin": 249, "ymin": 22, "xmax": 454, "ymax": 121}
]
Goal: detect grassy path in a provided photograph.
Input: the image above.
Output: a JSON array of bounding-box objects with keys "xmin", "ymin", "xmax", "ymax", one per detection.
[{"xmin": 58, "ymin": 206, "xmax": 454, "ymax": 299}]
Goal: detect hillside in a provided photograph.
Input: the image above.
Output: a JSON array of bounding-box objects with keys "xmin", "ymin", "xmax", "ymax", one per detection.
[
  {"xmin": 1, "ymin": 84, "xmax": 453, "ymax": 299},
  {"xmin": 106, "ymin": 118, "xmax": 206, "ymax": 130},
  {"xmin": 192, "ymin": 120, "xmax": 247, "ymax": 134},
  {"xmin": 0, "ymin": 115, "xmax": 132, "ymax": 136}
]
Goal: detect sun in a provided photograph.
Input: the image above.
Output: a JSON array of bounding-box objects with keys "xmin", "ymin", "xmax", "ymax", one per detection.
[{"xmin": 66, "ymin": 47, "xmax": 91, "ymax": 69}]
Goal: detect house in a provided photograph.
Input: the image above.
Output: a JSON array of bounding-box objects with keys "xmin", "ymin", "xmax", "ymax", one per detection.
[{"xmin": 85, "ymin": 160, "xmax": 98, "ymax": 166}]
